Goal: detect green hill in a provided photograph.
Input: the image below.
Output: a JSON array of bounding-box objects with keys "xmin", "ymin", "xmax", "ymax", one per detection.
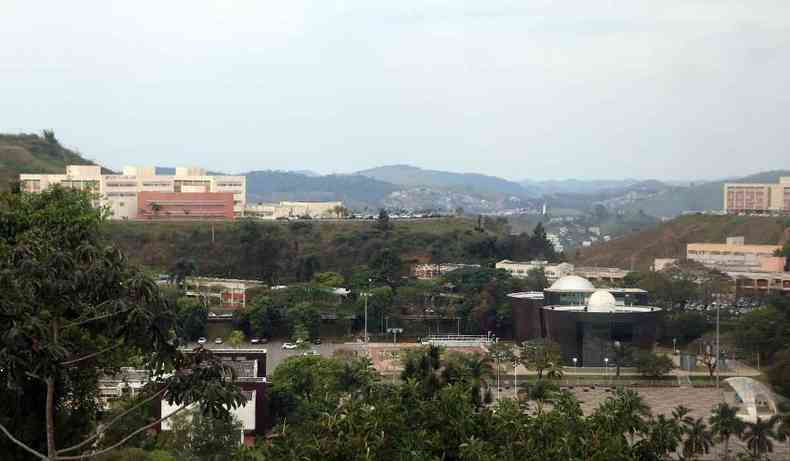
[
  {"xmin": 0, "ymin": 132, "xmax": 101, "ymax": 191},
  {"xmin": 357, "ymin": 164, "xmax": 537, "ymax": 198},
  {"xmin": 572, "ymin": 214, "xmax": 790, "ymax": 271}
]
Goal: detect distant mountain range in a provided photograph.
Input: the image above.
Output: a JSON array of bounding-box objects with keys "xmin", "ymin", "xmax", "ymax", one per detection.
[
  {"xmin": 357, "ymin": 165, "xmax": 536, "ymax": 199},
  {"xmin": 2, "ymin": 132, "xmax": 788, "ymax": 217},
  {"xmin": 242, "ymin": 170, "xmax": 399, "ymax": 209}
]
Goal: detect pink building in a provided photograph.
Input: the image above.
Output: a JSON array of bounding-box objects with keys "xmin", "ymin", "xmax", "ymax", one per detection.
[{"xmin": 138, "ymin": 191, "xmax": 235, "ymax": 220}]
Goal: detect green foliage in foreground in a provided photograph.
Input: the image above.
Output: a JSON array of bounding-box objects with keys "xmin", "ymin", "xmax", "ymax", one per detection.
[{"xmin": 253, "ymin": 350, "xmax": 785, "ymax": 461}]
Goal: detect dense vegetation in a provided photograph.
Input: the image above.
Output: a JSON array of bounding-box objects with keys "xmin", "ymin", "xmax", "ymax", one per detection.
[
  {"xmin": 104, "ymin": 216, "xmax": 558, "ymax": 284},
  {"xmin": 104, "ymin": 348, "xmax": 790, "ymax": 460},
  {"xmin": 0, "ymin": 187, "xmax": 245, "ymax": 460}
]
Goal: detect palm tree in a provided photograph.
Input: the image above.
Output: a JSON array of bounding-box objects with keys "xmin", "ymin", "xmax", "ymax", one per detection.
[
  {"xmin": 709, "ymin": 402, "xmax": 745, "ymax": 461},
  {"xmin": 615, "ymin": 388, "xmax": 651, "ymax": 445},
  {"xmin": 682, "ymin": 417, "xmax": 713, "ymax": 460},
  {"xmin": 742, "ymin": 416, "xmax": 779, "ymax": 457},
  {"xmin": 545, "ymin": 361, "xmax": 564, "ymax": 380},
  {"xmin": 672, "ymin": 405, "xmax": 692, "ymax": 423},
  {"xmin": 528, "ymin": 379, "xmax": 558, "ymax": 415}
]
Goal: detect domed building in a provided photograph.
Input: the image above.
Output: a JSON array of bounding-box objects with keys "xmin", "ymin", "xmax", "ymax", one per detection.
[{"xmin": 509, "ymin": 275, "xmax": 662, "ymax": 366}]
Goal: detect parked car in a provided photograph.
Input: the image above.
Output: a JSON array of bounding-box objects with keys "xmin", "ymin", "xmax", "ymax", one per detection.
[
  {"xmin": 312, "ymin": 338, "xmax": 322, "ymax": 345},
  {"xmin": 250, "ymin": 337, "xmax": 260, "ymax": 344},
  {"xmin": 282, "ymin": 342, "xmax": 298, "ymax": 350},
  {"xmin": 197, "ymin": 337, "xmax": 207, "ymax": 344},
  {"xmin": 214, "ymin": 337, "xmax": 223, "ymax": 344}
]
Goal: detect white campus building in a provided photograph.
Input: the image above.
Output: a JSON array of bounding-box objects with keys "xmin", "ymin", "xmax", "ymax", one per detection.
[{"xmin": 19, "ymin": 165, "xmax": 246, "ymax": 220}]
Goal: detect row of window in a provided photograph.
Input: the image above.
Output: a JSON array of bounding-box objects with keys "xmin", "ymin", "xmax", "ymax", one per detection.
[{"xmin": 106, "ymin": 192, "xmax": 136, "ymax": 197}]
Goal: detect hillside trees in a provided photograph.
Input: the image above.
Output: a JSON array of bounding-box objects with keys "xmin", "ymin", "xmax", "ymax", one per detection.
[{"xmin": 0, "ymin": 187, "xmax": 245, "ymax": 460}]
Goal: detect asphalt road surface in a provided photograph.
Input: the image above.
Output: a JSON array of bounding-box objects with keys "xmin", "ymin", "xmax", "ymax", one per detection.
[{"xmin": 185, "ymin": 339, "xmax": 359, "ymax": 373}]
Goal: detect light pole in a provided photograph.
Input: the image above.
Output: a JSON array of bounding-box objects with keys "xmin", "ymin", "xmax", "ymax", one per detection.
[
  {"xmin": 364, "ymin": 278, "xmax": 372, "ymax": 344},
  {"xmin": 513, "ymin": 360, "xmax": 518, "ymax": 398},
  {"xmin": 572, "ymin": 357, "xmax": 578, "ymax": 385},
  {"xmin": 604, "ymin": 357, "xmax": 609, "ymax": 384},
  {"xmin": 715, "ymin": 301, "xmax": 720, "ymax": 389}
]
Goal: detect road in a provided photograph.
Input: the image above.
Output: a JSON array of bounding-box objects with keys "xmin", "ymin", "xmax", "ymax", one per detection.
[{"xmin": 184, "ymin": 339, "xmax": 359, "ymax": 373}]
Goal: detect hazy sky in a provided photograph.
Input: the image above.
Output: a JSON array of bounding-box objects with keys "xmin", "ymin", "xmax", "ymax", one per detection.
[{"xmin": 2, "ymin": 1, "xmax": 789, "ymax": 180}]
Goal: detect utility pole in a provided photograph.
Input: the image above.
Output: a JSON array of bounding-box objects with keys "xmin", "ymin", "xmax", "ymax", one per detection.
[
  {"xmin": 513, "ymin": 360, "xmax": 518, "ymax": 398},
  {"xmin": 364, "ymin": 278, "xmax": 371, "ymax": 343},
  {"xmin": 715, "ymin": 301, "xmax": 720, "ymax": 389}
]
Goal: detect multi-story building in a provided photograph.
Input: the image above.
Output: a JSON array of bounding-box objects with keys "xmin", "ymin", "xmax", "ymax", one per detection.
[
  {"xmin": 20, "ymin": 165, "xmax": 246, "ymax": 220},
  {"xmin": 687, "ymin": 237, "xmax": 783, "ymax": 272},
  {"xmin": 412, "ymin": 263, "xmax": 481, "ymax": 280},
  {"xmin": 182, "ymin": 276, "xmax": 265, "ymax": 308},
  {"xmin": 724, "ymin": 177, "xmax": 790, "ymax": 214},
  {"xmin": 159, "ymin": 347, "xmax": 268, "ymax": 446},
  {"xmin": 245, "ymin": 201, "xmax": 343, "ymax": 220}
]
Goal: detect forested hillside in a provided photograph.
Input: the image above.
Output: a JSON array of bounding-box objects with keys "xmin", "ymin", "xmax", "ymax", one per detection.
[
  {"xmin": 103, "ymin": 216, "xmax": 557, "ymax": 282},
  {"xmin": 0, "ymin": 131, "xmax": 102, "ymax": 191},
  {"xmin": 573, "ymin": 214, "xmax": 790, "ymax": 271}
]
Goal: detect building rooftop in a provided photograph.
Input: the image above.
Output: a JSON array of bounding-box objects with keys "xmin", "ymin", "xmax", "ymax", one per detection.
[
  {"xmin": 546, "ymin": 275, "xmax": 596, "ymax": 293},
  {"xmin": 507, "ymin": 291, "xmax": 545, "ymax": 300}
]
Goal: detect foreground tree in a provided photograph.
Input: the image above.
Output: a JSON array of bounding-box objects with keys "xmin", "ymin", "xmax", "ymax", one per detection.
[
  {"xmin": 710, "ymin": 402, "xmax": 745, "ymax": 461},
  {"xmin": 520, "ymin": 338, "xmax": 562, "ymax": 379},
  {"xmin": 682, "ymin": 417, "xmax": 713, "ymax": 460},
  {"xmin": 741, "ymin": 416, "xmax": 779, "ymax": 458},
  {"xmin": 0, "ymin": 187, "xmax": 245, "ymax": 460}
]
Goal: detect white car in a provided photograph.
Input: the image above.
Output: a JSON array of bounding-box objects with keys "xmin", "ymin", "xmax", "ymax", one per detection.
[
  {"xmin": 214, "ymin": 337, "xmax": 223, "ymax": 344},
  {"xmin": 282, "ymin": 342, "xmax": 298, "ymax": 350},
  {"xmin": 197, "ymin": 337, "xmax": 207, "ymax": 344}
]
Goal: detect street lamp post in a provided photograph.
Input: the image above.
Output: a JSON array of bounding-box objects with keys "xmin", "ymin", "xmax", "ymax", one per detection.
[
  {"xmin": 715, "ymin": 301, "xmax": 720, "ymax": 389},
  {"xmin": 364, "ymin": 278, "xmax": 372, "ymax": 344},
  {"xmin": 604, "ymin": 357, "xmax": 609, "ymax": 384},
  {"xmin": 572, "ymin": 357, "xmax": 578, "ymax": 386},
  {"xmin": 513, "ymin": 360, "xmax": 518, "ymax": 398}
]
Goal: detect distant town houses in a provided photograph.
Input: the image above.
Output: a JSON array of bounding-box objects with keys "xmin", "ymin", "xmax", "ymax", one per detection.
[
  {"xmin": 723, "ymin": 176, "xmax": 790, "ymax": 214},
  {"xmin": 245, "ymin": 201, "xmax": 345, "ymax": 220},
  {"xmin": 20, "ymin": 165, "xmax": 246, "ymax": 220}
]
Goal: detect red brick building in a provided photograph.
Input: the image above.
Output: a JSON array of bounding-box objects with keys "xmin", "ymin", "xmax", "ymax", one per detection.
[{"xmin": 138, "ymin": 191, "xmax": 235, "ymax": 220}]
